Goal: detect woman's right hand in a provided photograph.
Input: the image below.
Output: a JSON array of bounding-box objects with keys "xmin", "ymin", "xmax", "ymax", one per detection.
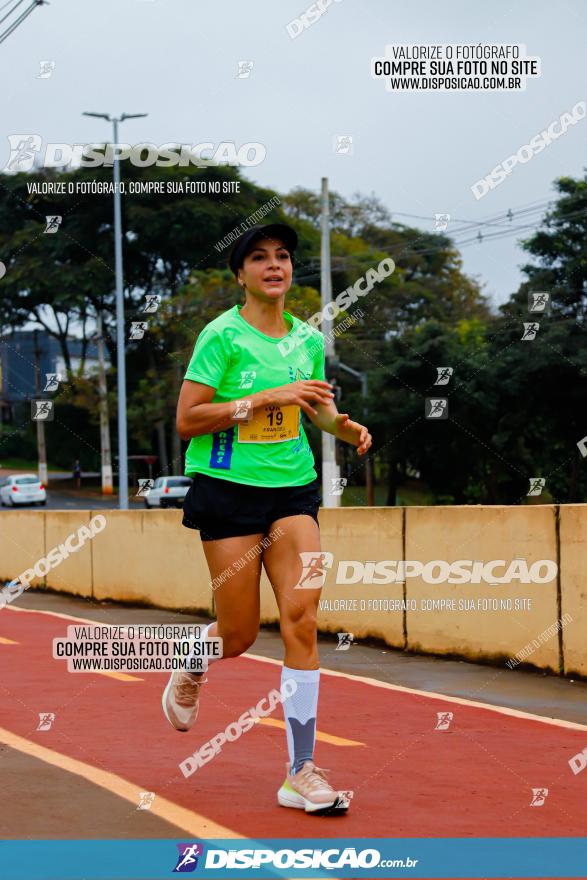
[{"xmin": 264, "ymin": 380, "xmax": 335, "ymax": 417}]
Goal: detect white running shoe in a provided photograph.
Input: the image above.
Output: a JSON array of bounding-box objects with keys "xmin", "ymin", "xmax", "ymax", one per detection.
[
  {"xmin": 277, "ymin": 761, "xmax": 350, "ymax": 814},
  {"xmin": 162, "ymin": 670, "xmax": 207, "ymax": 732}
]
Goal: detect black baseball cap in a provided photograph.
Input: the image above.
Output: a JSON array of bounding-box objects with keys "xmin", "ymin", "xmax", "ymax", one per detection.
[{"xmin": 228, "ymin": 223, "xmax": 298, "ymax": 276}]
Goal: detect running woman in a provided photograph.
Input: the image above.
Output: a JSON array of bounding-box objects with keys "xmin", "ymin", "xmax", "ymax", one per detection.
[{"xmin": 163, "ymin": 222, "xmax": 371, "ymax": 814}]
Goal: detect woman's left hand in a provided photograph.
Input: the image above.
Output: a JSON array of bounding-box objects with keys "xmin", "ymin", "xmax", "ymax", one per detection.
[{"xmin": 334, "ymin": 413, "xmax": 372, "ymax": 456}]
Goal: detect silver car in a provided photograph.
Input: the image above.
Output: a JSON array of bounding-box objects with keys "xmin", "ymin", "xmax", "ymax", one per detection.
[
  {"xmin": 0, "ymin": 474, "xmax": 47, "ymax": 507},
  {"xmin": 144, "ymin": 476, "xmax": 192, "ymax": 509}
]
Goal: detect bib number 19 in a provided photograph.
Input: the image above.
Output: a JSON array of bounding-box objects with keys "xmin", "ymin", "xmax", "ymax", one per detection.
[
  {"xmin": 237, "ymin": 403, "xmax": 299, "ymax": 444},
  {"xmin": 267, "ymin": 409, "xmax": 283, "ymax": 427}
]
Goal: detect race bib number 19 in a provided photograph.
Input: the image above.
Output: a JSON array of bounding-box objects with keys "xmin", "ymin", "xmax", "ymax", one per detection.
[{"xmin": 237, "ymin": 404, "xmax": 300, "ymax": 444}]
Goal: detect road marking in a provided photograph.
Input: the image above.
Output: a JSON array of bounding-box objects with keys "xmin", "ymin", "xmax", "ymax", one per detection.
[
  {"xmin": 1, "ymin": 612, "xmax": 141, "ymax": 680},
  {"xmin": 244, "ymin": 652, "xmax": 587, "ymax": 730},
  {"xmin": 0, "ymin": 725, "xmax": 241, "ymax": 838},
  {"xmin": 256, "ymin": 717, "xmax": 363, "ymax": 746},
  {"xmin": 95, "ymin": 671, "xmax": 143, "ymax": 682},
  {"xmin": 7, "ymin": 605, "xmax": 587, "ymax": 732}
]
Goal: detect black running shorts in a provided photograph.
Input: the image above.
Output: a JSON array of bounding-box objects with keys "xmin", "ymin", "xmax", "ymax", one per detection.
[{"xmin": 181, "ymin": 473, "xmax": 321, "ymax": 541}]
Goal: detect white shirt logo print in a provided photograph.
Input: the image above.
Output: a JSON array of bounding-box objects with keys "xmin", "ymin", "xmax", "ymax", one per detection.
[{"xmin": 239, "ymin": 371, "xmax": 256, "ymax": 389}]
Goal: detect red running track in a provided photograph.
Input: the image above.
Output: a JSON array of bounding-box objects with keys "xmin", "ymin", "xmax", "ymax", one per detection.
[{"xmin": 2, "ymin": 605, "xmax": 587, "ymax": 844}]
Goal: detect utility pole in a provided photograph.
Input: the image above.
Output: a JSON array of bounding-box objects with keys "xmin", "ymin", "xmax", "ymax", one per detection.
[
  {"xmin": 96, "ymin": 312, "xmax": 113, "ymax": 495},
  {"xmin": 171, "ymin": 358, "xmax": 182, "ymax": 475},
  {"xmin": 82, "ymin": 111, "xmax": 147, "ymax": 508},
  {"xmin": 320, "ymin": 177, "xmax": 341, "ymax": 508},
  {"xmin": 362, "ymin": 371, "xmax": 374, "ymax": 507},
  {"xmin": 33, "ymin": 329, "xmax": 48, "ymax": 486}
]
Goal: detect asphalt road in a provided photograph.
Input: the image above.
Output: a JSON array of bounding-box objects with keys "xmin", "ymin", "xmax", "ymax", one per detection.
[
  {"xmin": 11, "ymin": 590, "xmax": 587, "ymax": 725},
  {"xmin": 0, "ymin": 488, "xmax": 169, "ymax": 510},
  {"xmin": 0, "ymin": 469, "xmax": 178, "ymax": 510}
]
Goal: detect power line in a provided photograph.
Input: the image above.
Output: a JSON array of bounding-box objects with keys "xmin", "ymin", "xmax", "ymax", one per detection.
[
  {"xmin": 449, "ymin": 205, "xmax": 553, "ymax": 236},
  {"xmin": 391, "ymin": 198, "xmax": 553, "ymax": 231},
  {"xmin": 288, "ymin": 196, "xmax": 561, "ymax": 275},
  {"xmin": 393, "ymin": 203, "xmax": 554, "ymax": 238},
  {"xmin": 449, "ymin": 206, "xmax": 587, "ymax": 249},
  {"xmin": 0, "ymin": 0, "xmax": 45, "ymax": 45},
  {"xmin": 290, "ymin": 205, "xmax": 587, "ymax": 280},
  {"xmin": 0, "ymin": 0, "xmax": 27, "ymax": 25}
]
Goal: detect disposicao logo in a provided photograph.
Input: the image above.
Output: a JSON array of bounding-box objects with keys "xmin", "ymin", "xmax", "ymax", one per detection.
[{"xmin": 173, "ymin": 842, "xmax": 204, "ymax": 873}]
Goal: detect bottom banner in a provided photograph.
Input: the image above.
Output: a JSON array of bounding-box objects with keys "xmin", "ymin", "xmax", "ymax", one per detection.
[{"xmin": 0, "ymin": 838, "xmax": 585, "ymax": 879}]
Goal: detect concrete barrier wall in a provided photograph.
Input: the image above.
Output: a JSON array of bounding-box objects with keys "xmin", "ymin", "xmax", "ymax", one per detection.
[
  {"xmin": 1, "ymin": 503, "xmax": 585, "ymax": 675},
  {"xmin": 45, "ymin": 512, "xmax": 94, "ymax": 599},
  {"xmin": 405, "ymin": 505, "xmax": 560, "ymax": 671},
  {"xmin": 91, "ymin": 511, "xmax": 213, "ymax": 615},
  {"xmin": 0, "ymin": 509, "xmax": 45, "ymax": 593},
  {"xmin": 559, "ymin": 505, "xmax": 587, "ymax": 678},
  {"xmin": 309, "ymin": 507, "xmax": 405, "ymax": 647}
]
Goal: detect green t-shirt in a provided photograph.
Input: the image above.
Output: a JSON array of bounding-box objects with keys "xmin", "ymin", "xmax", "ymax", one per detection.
[{"xmin": 183, "ymin": 304, "xmax": 325, "ymax": 487}]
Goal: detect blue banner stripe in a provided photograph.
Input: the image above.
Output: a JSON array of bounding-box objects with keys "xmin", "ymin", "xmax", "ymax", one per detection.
[{"xmin": 1, "ymin": 838, "xmax": 587, "ymax": 879}]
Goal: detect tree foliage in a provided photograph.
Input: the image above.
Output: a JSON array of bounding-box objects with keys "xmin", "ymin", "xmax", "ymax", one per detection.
[{"xmin": 1, "ymin": 162, "xmax": 584, "ymax": 503}]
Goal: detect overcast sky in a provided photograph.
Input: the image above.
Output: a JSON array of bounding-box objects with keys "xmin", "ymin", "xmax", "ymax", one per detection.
[{"xmin": 2, "ymin": 0, "xmax": 586, "ymax": 311}]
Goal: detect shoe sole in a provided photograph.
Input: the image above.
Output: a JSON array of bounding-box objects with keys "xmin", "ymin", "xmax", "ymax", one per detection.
[{"xmin": 277, "ymin": 789, "xmax": 349, "ymax": 815}]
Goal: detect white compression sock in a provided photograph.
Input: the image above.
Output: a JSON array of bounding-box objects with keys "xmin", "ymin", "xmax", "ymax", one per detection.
[{"xmin": 280, "ymin": 665, "xmax": 320, "ymax": 774}]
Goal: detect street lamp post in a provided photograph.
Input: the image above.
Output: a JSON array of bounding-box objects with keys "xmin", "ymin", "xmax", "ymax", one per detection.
[{"xmin": 82, "ymin": 111, "xmax": 147, "ymax": 509}]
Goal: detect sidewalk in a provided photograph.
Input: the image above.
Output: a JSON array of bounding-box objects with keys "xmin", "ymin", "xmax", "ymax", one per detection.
[{"xmin": 52, "ymin": 485, "xmax": 143, "ymax": 503}]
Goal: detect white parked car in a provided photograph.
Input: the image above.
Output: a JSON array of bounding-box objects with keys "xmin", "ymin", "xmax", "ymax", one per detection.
[
  {"xmin": 144, "ymin": 476, "xmax": 192, "ymax": 509},
  {"xmin": 0, "ymin": 474, "xmax": 47, "ymax": 507}
]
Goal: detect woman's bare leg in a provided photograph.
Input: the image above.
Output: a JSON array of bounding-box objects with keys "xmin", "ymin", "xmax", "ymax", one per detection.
[
  {"xmin": 162, "ymin": 532, "xmax": 265, "ymax": 732},
  {"xmin": 262, "ymin": 515, "xmax": 321, "ymax": 670},
  {"xmin": 201, "ymin": 533, "xmax": 265, "ymax": 658}
]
